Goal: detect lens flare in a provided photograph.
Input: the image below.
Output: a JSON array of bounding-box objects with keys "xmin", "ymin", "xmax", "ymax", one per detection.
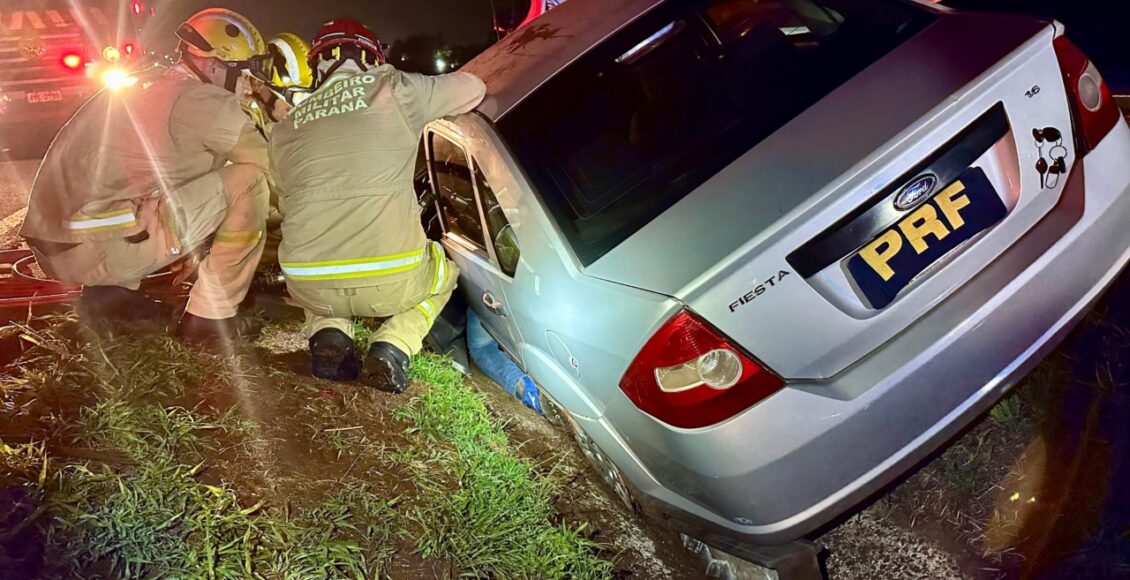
[{"xmin": 102, "ymin": 68, "xmax": 137, "ymax": 90}]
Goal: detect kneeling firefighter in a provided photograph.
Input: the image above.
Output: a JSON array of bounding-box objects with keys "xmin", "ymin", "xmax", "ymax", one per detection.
[
  {"xmin": 244, "ymin": 32, "xmax": 314, "ymax": 269},
  {"xmin": 20, "ymin": 8, "xmax": 273, "ymax": 345},
  {"xmin": 269, "ymin": 18, "xmax": 485, "ymax": 392},
  {"xmin": 245, "ymin": 32, "xmax": 315, "ymax": 136}
]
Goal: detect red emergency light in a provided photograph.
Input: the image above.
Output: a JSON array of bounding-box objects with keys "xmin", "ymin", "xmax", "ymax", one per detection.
[{"xmin": 61, "ymin": 52, "xmax": 83, "ymax": 70}]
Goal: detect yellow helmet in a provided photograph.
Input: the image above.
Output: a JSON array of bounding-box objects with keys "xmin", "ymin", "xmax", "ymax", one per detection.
[
  {"xmin": 176, "ymin": 8, "xmax": 266, "ymax": 63},
  {"xmin": 267, "ymin": 32, "xmax": 313, "ymax": 89}
]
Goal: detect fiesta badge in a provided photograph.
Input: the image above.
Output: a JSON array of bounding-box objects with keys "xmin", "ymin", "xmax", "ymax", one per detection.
[{"xmin": 894, "ymin": 174, "xmax": 938, "ymax": 211}]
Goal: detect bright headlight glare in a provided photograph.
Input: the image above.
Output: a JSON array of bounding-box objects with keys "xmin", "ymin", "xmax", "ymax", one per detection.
[{"xmin": 102, "ymin": 68, "xmax": 137, "ymax": 90}]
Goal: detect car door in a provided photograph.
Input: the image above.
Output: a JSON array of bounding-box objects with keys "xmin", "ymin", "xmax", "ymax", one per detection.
[{"xmin": 426, "ymin": 127, "xmax": 525, "ymax": 360}]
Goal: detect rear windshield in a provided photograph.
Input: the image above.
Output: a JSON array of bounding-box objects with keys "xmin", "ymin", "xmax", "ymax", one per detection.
[{"xmin": 498, "ymin": 0, "xmax": 937, "ymax": 265}]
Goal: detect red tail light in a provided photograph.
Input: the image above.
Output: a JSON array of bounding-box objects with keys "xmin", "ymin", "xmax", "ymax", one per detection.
[
  {"xmin": 124, "ymin": 43, "xmax": 136, "ymax": 57},
  {"xmin": 131, "ymin": 0, "xmax": 142, "ymax": 15},
  {"xmin": 619, "ymin": 310, "xmax": 784, "ymax": 429},
  {"xmin": 61, "ymin": 52, "xmax": 83, "ymax": 70},
  {"xmin": 1055, "ymin": 35, "xmax": 1122, "ymax": 155}
]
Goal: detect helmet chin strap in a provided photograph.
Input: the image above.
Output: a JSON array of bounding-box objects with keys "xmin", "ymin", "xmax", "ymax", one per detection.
[
  {"xmin": 223, "ymin": 66, "xmax": 242, "ymax": 93},
  {"xmin": 180, "ymin": 52, "xmax": 211, "ymax": 84}
]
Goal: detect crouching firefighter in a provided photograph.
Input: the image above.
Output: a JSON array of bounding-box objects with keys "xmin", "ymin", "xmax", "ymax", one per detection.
[
  {"xmin": 269, "ymin": 18, "xmax": 485, "ymax": 392},
  {"xmin": 244, "ymin": 32, "xmax": 315, "ymax": 137},
  {"xmin": 20, "ymin": 8, "xmax": 273, "ymax": 346}
]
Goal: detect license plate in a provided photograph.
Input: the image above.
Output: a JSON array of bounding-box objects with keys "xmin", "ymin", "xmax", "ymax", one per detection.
[
  {"xmin": 847, "ymin": 168, "xmax": 1006, "ymax": 309},
  {"xmin": 26, "ymin": 90, "xmax": 63, "ymax": 104}
]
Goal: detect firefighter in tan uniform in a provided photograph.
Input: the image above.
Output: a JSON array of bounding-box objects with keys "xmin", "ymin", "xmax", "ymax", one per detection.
[
  {"xmin": 269, "ymin": 18, "xmax": 485, "ymax": 392},
  {"xmin": 20, "ymin": 8, "xmax": 272, "ymax": 346},
  {"xmin": 244, "ymin": 33, "xmax": 315, "ymax": 268},
  {"xmin": 244, "ymin": 33, "xmax": 315, "ymax": 139}
]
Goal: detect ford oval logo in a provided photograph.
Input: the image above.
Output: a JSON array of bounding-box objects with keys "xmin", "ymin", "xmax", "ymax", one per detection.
[
  {"xmin": 894, "ymin": 174, "xmax": 938, "ymax": 211},
  {"xmin": 18, "ymin": 36, "xmax": 46, "ymax": 59}
]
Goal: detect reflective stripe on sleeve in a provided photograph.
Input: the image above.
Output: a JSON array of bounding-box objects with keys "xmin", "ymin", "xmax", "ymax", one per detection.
[
  {"xmin": 213, "ymin": 229, "xmax": 263, "ymax": 245},
  {"xmin": 67, "ymin": 209, "xmax": 137, "ymax": 232},
  {"xmin": 281, "ymin": 248, "xmax": 426, "ymax": 281},
  {"xmin": 429, "ymin": 241, "xmax": 446, "ymax": 294},
  {"xmin": 415, "ymin": 299, "xmax": 437, "ymax": 325}
]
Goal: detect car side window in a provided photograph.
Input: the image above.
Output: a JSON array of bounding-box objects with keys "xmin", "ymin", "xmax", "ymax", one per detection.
[
  {"xmin": 473, "ymin": 164, "xmax": 520, "ymax": 277},
  {"xmin": 430, "ymin": 133, "xmax": 487, "ymax": 252}
]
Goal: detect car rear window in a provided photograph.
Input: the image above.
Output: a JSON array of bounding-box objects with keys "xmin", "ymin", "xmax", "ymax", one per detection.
[{"xmin": 497, "ymin": 0, "xmax": 938, "ymax": 266}]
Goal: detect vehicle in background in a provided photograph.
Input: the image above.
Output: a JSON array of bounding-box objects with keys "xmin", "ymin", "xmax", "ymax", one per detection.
[
  {"xmin": 493, "ymin": 0, "xmax": 571, "ymax": 37},
  {"xmin": 420, "ymin": 0, "xmax": 1130, "ymax": 576},
  {"xmin": 0, "ymin": 0, "xmax": 156, "ymax": 156}
]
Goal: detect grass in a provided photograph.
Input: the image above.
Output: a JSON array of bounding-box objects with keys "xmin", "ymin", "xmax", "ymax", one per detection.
[
  {"xmin": 397, "ymin": 353, "xmax": 613, "ymax": 580},
  {"xmin": 353, "ymin": 318, "xmax": 378, "ymax": 352},
  {"xmin": 854, "ymin": 328, "xmax": 1105, "ymax": 576},
  {"xmin": 0, "ymin": 315, "xmax": 612, "ymax": 579},
  {"xmin": 988, "ymin": 393, "xmax": 1025, "ymax": 428},
  {"xmin": 0, "ymin": 324, "xmax": 398, "ymax": 578}
]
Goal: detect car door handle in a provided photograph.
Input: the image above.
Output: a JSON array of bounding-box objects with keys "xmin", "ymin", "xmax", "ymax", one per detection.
[{"xmin": 482, "ymin": 292, "xmax": 506, "ymax": 317}]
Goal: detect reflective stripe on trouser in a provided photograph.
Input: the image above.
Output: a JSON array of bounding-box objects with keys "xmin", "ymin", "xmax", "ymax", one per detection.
[
  {"xmin": 32, "ymin": 164, "xmax": 269, "ymax": 319},
  {"xmin": 288, "ymin": 246, "xmax": 460, "ymax": 357},
  {"xmin": 184, "ymin": 164, "xmax": 269, "ymax": 319}
]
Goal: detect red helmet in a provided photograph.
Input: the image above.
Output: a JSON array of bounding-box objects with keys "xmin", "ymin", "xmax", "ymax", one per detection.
[{"xmin": 309, "ymin": 17, "xmax": 384, "ymax": 69}]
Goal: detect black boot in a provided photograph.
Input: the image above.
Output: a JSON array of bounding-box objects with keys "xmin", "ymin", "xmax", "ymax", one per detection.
[
  {"xmin": 309, "ymin": 328, "xmax": 360, "ymax": 381},
  {"xmin": 360, "ymin": 341, "xmax": 410, "ymax": 393},
  {"xmin": 176, "ymin": 312, "xmax": 261, "ymax": 349},
  {"xmin": 78, "ymin": 285, "xmax": 172, "ymax": 327}
]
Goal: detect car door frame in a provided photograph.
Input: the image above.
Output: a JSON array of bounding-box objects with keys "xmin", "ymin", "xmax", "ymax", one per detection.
[{"xmin": 425, "ymin": 121, "xmax": 527, "ymax": 363}]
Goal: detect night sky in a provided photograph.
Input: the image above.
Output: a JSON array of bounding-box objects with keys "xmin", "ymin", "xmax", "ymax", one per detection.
[{"xmin": 142, "ymin": 0, "xmax": 529, "ymax": 52}]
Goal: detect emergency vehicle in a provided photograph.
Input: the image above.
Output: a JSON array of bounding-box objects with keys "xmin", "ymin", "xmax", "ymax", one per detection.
[{"xmin": 0, "ymin": 0, "xmax": 154, "ymax": 151}]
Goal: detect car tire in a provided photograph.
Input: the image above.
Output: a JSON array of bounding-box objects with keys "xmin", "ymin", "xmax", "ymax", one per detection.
[{"xmin": 540, "ymin": 391, "xmax": 638, "ymax": 512}]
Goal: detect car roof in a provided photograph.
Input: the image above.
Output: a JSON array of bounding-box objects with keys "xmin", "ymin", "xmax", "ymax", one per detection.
[{"xmin": 462, "ymin": 0, "xmax": 664, "ymax": 121}]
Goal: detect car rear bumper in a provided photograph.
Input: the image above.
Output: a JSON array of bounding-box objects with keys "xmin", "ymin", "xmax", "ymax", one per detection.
[
  {"xmin": 586, "ymin": 120, "xmax": 1130, "ymax": 546},
  {"xmin": 0, "ymin": 90, "xmax": 89, "ymax": 132},
  {"xmin": 0, "ymin": 103, "xmax": 80, "ymax": 157}
]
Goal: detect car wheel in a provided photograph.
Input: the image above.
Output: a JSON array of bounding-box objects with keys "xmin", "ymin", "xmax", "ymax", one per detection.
[{"xmin": 540, "ymin": 391, "xmax": 637, "ymax": 512}]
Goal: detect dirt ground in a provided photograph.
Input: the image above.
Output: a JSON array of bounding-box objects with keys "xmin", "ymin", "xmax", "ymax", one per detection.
[
  {"xmin": 821, "ymin": 283, "xmax": 1130, "ymax": 579},
  {"xmin": 0, "ymin": 309, "xmax": 712, "ymax": 579},
  {"xmin": 466, "ymin": 371, "xmax": 714, "ymax": 580},
  {"xmin": 257, "ymin": 320, "xmax": 710, "ymax": 580},
  {"xmin": 0, "ymin": 161, "xmax": 35, "ymax": 224}
]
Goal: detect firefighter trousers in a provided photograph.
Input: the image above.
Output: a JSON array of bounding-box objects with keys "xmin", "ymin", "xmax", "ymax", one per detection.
[
  {"xmin": 287, "ymin": 248, "xmax": 459, "ymax": 357},
  {"xmin": 32, "ymin": 163, "xmax": 269, "ymax": 320}
]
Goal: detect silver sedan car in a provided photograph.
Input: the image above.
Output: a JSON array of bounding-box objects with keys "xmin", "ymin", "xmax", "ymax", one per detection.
[{"xmin": 418, "ymin": 0, "xmax": 1130, "ymax": 573}]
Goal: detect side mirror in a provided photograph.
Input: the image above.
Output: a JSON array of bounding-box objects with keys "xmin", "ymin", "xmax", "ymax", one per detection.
[{"xmin": 494, "ymin": 224, "xmax": 520, "ymax": 277}]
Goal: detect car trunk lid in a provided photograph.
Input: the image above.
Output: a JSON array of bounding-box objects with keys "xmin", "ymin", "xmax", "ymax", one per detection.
[{"xmin": 586, "ymin": 11, "xmax": 1075, "ymax": 379}]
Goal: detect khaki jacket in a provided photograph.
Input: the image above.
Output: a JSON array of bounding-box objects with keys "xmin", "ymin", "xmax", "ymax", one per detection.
[
  {"xmin": 20, "ymin": 66, "xmax": 267, "ymax": 246},
  {"xmin": 268, "ymin": 65, "xmax": 485, "ymax": 288}
]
